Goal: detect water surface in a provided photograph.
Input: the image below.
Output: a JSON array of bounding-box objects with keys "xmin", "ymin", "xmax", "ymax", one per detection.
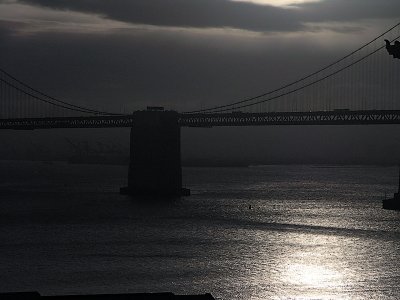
[{"xmin": 0, "ymin": 161, "xmax": 399, "ymax": 299}]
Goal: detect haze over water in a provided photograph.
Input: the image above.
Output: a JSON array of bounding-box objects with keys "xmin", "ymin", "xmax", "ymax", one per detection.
[{"xmin": 0, "ymin": 161, "xmax": 399, "ymax": 299}]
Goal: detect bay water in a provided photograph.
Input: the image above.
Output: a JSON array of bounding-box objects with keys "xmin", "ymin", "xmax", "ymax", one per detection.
[{"xmin": 0, "ymin": 161, "xmax": 399, "ymax": 299}]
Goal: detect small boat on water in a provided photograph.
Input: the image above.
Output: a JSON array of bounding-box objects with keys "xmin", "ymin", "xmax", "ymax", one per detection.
[{"xmin": 382, "ymin": 165, "xmax": 400, "ymax": 211}]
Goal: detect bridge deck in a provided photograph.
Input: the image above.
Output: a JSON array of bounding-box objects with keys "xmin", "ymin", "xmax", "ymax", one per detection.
[{"xmin": 0, "ymin": 110, "xmax": 399, "ymax": 130}]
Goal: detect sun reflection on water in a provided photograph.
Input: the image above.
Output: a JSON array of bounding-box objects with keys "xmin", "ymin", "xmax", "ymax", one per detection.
[
  {"xmin": 284, "ymin": 263, "xmax": 343, "ymax": 288},
  {"xmin": 251, "ymin": 231, "xmax": 355, "ymax": 299},
  {"xmin": 279, "ymin": 235, "xmax": 349, "ymax": 299}
]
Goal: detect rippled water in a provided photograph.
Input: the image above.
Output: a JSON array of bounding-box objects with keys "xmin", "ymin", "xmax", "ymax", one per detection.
[{"xmin": 0, "ymin": 161, "xmax": 399, "ymax": 299}]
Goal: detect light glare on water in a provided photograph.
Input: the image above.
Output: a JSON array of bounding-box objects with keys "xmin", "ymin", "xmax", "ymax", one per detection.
[{"xmin": 0, "ymin": 162, "xmax": 399, "ymax": 299}]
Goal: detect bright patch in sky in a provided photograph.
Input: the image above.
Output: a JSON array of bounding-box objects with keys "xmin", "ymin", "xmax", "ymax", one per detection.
[{"xmin": 232, "ymin": 0, "xmax": 318, "ymax": 6}]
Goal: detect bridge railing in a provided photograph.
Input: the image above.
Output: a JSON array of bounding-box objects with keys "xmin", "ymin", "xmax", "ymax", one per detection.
[
  {"xmin": 179, "ymin": 110, "xmax": 400, "ymax": 127},
  {"xmin": 1, "ymin": 110, "xmax": 400, "ymax": 130}
]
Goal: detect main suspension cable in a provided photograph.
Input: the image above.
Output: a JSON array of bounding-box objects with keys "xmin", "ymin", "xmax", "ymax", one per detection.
[
  {"xmin": 0, "ymin": 78, "xmax": 113, "ymax": 115},
  {"xmin": 206, "ymin": 34, "xmax": 400, "ymax": 114},
  {"xmin": 0, "ymin": 67, "xmax": 122, "ymax": 115},
  {"xmin": 184, "ymin": 21, "xmax": 400, "ymax": 114}
]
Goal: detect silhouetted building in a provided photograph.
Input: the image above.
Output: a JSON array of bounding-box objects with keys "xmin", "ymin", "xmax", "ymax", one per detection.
[
  {"xmin": 382, "ymin": 165, "xmax": 400, "ymax": 211},
  {"xmin": 385, "ymin": 39, "xmax": 400, "ymax": 59}
]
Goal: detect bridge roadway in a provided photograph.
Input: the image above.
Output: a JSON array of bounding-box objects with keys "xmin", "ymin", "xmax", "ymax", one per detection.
[{"xmin": 0, "ymin": 110, "xmax": 400, "ymax": 130}]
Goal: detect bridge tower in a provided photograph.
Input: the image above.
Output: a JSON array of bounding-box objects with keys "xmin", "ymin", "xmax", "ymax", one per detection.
[{"xmin": 120, "ymin": 109, "xmax": 189, "ymax": 197}]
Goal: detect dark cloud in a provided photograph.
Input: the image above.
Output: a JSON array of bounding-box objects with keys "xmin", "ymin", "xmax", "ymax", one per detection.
[
  {"xmin": 17, "ymin": 0, "xmax": 304, "ymax": 32},
  {"xmin": 17, "ymin": 0, "xmax": 400, "ymax": 33}
]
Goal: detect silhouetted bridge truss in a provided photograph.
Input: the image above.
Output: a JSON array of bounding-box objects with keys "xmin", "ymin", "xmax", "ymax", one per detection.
[
  {"xmin": 1, "ymin": 110, "xmax": 400, "ymax": 130},
  {"xmin": 1, "ymin": 22, "xmax": 400, "ymax": 196},
  {"xmin": 180, "ymin": 110, "xmax": 400, "ymax": 127},
  {"xmin": 1, "ymin": 21, "xmax": 400, "ymax": 126}
]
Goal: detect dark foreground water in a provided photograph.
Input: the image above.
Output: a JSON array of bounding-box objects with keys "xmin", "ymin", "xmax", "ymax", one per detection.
[{"xmin": 0, "ymin": 161, "xmax": 399, "ymax": 299}]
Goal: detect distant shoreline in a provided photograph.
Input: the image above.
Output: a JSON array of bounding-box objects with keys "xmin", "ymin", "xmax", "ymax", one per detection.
[{"xmin": 0, "ymin": 159, "xmax": 397, "ymax": 168}]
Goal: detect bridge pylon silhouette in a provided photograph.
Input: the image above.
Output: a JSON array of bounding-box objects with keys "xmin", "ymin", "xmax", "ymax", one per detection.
[
  {"xmin": 1, "ymin": 22, "xmax": 400, "ymax": 197},
  {"xmin": 120, "ymin": 109, "xmax": 190, "ymax": 197}
]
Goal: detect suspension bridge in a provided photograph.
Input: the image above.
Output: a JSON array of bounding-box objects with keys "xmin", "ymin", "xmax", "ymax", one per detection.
[{"xmin": 1, "ymin": 22, "xmax": 400, "ymax": 196}]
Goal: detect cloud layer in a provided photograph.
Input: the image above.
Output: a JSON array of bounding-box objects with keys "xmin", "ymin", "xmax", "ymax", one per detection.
[{"xmin": 17, "ymin": 0, "xmax": 400, "ymax": 33}]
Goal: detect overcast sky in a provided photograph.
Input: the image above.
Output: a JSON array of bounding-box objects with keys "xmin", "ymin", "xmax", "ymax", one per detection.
[
  {"xmin": 0, "ymin": 0, "xmax": 399, "ymax": 163},
  {"xmin": 1, "ymin": 0, "xmax": 399, "ymax": 111}
]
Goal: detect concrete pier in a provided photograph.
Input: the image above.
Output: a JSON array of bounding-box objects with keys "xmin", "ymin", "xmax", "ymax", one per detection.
[
  {"xmin": 120, "ymin": 110, "xmax": 189, "ymax": 197},
  {"xmin": 382, "ymin": 165, "xmax": 400, "ymax": 210}
]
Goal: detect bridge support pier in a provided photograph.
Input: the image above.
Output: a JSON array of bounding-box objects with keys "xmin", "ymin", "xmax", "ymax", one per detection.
[{"xmin": 120, "ymin": 110, "xmax": 189, "ymax": 197}]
